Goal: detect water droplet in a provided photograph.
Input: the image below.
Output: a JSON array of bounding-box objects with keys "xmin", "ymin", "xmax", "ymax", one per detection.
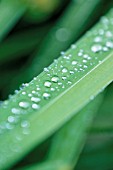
[
  {"xmin": 50, "ymin": 88, "xmax": 55, "ymax": 91},
  {"xmin": 61, "ymin": 51, "xmax": 65, "ymax": 55},
  {"xmin": 72, "ymin": 61, "xmax": 77, "ymax": 65},
  {"xmin": 44, "ymin": 81, "xmax": 52, "ymax": 88},
  {"xmin": 32, "ymin": 90, "xmax": 36, "ymax": 94},
  {"xmin": 62, "ymin": 68, "xmax": 68, "ymax": 73},
  {"xmin": 91, "ymin": 44, "xmax": 102, "ymax": 53},
  {"xmin": 32, "ymin": 104, "xmax": 40, "ymax": 110},
  {"xmin": 101, "ymin": 16, "xmax": 109, "ymax": 24},
  {"xmin": 83, "ymin": 65, "xmax": 88, "ymax": 69},
  {"xmin": 31, "ymin": 97, "xmax": 40, "ymax": 103},
  {"xmin": 105, "ymin": 31, "xmax": 112, "ymax": 38},
  {"xmin": 71, "ymin": 44, "xmax": 76, "ymax": 49},
  {"xmin": 21, "ymin": 120, "xmax": 30, "ymax": 128},
  {"xmin": 94, "ymin": 36, "xmax": 102, "ymax": 42},
  {"xmin": 106, "ymin": 41, "xmax": 113, "ymax": 48},
  {"xmin": 78, "ymin": 52, "xmax": 83, "ymax": 56},
  {"xmin": 83, "ymin": 60, "xmax": 87, "ymax": 63},
  {"xmin": 44, "ymin": 67, "xmax": 49, "ymax": 72},
  {"xmin": 5, "ymin": 123, "xmax": 14, "ymax": 130},
  {"xmin": 11, "ymin": 108, "xmax": 20, "ymax": 114},
  {"xmin": 70, "ymin": 70, "xmax": 74, "ymax": 74},
  {"xmin": 28, "ymin": 93, "xmax": 32, "ymax": 97},
  {"xmin": 22, "ymin": 128, "xmax": 30, "ymax": 135},
  {"xmin": 36, "ymin": 87, "xmax": 40, "ymax": 91},
  {"xmin": 99, "ymin": 29, "xmax": 104, "ymax": 35},
  {"xmin": 83, "ymin": 54, "xmax": 89, "ymax": 59},
  {"xmin": 19, "ymin": 101, "xmax": 30, "ymax": 109},
  {"xmin": 62, "ymin": 76, "xmax": 67, "ymax": 80},
  {"xmin": 43, "ymin": 93, "xmax": 51, "ymax": 99},
  {"xmin": 22, "ymin": 91, "xmax": 26, "ymax": 95},
  {"xmin": 67, "ymin": 81, "xmax": 72, "ymax": 85},
  {"xmin": 8, "ymin": 116, "xmax": 15, "ymax": 123},
  {"xmin": 51, "ymin": 76, "xmax": 59, "ymax": 83},
  {"xmin": 102, "ymin": 46, "xmax": 108, "ymax": 52},
  {"xmin": 74, "ymin": 68, "xmax": 78, "ymax": 71},
  {"xmin": 33, "ymin": 77, "xmax": 37, "ymax": 80}
]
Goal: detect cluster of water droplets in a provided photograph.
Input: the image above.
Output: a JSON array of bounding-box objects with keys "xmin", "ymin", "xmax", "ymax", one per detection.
[
  {"xmin": 0, "ymin": 9, "xmax": 113, "ymax": 154},
  {"xmin": 91, "ymin": 15, "xmax": 113, "ymax": 54}
]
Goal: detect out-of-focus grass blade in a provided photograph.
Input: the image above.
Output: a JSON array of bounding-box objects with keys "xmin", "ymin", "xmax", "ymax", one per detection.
[
  {"xmin": 20, "ymin": 160, "xmax": 71, "ymax": 170},
  {"xmin": 91, "ymin": 83, "xmax": 113, "ymax": 129},
  {"xmin": 10, "ymin": 0, "xmax": 105, "ymax": 90},
  {"xmin": 76, "ymin": 134, "xmax": 113, "ymax": 170},
  {"xmin": 0, "ymin": 25, "xmax": 51, "ymax": 64},
  {"xmin": 0, "ymin": 9, "xmax": 113, "ymax": 169},
  {"xmin": 76, "ymin": 85, "xmax": 113, "ymax": 170},
  {"xmin": 47, "ymin": 95, "xmax": 103, "ymax": 168},
  {"xmin": 23, "ymin": 0, "xmax": 66, "ymax": 23},
  {"xmin": 0, "ymin": 0, "xmax": 26, "ymax": 41}
]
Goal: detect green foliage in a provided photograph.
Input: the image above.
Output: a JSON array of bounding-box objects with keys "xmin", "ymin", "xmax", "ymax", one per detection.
[
  {"xmin": 10, "ymin": 0, "xmax": 105, "ymax": 91},
  {"xmin": 0, "ymin": 1, "xmax": 113, "ymax": 170},
  {"xmin": 0, "ymin": 0, "xmax": 26, "ymax": 41}
]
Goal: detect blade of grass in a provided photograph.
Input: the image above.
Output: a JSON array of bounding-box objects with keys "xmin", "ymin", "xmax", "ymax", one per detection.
[
  {"xmin": 18, "ymin": 94, "xmax": 103, "ymax": 170},
  {"xmin": 23, "ymin": 0, "xmax": 66, "ymax": 23},
  {"xmin": 76, "ymin": 135, "xmax": 113, "ymax": 170},
  {"xmin": 76, "ymin": 87, "xmax": 113, "ymax": 170},
  {"xmin": 17, "ymin": 84, "xmax": 113, "ymax": 169},
  {"xmin": 19, "ymin": 160, "xmax": 71, "ymax": 170},
  {"xmin": 92, "ymin": 83, "xmax": 113, "ymax": 129},
  {"xmin": 10, "ymin": 0, "xmax": 106, "ymax": 91},
  {"xmin": 0, "ymin": 24, "xmax": 51, "ymax": 64},
  {"xmin": 0, "ymin": 0, "xmax": 26, "ymax": 41},
  {"xmin": 47, "ymin": 95, "xmax": 103, "ymax": 168},
  {"xmin": 0, "ymin": 9, "xmax": 113, "ymax": 169}
]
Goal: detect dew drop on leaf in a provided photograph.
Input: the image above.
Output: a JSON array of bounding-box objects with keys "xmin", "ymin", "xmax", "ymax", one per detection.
[
  {"xmin": 72, "ymin": 60, "xmax": 77, "ymax": 65},
  {"xmin": 51, "ymin": 76, "xmax": 59, "ymax": 83},
  {"xmin": 43, "ymin": 93, "xmax": 51, "ymax": 99},
  {"xmin": 91, "ymin": 44, "xmax": 102, "ymax": 53},
  {"xmin": 11, "ymin": 108, "xmax": 20, "ymax": 115},
  {"xmin": 31, "ymin": 97, "xmax": 41, "ymax": 103},
  {"xmin": 44, "ymin": 81, "xmax": 52, "ymax": 88},
  {"xmin": 62, "ymin": 68, "xmax": 68, "ymax": 73},
  {"xmin": 19, "ymin": 101, "xmax": 30, "ymax": 109},
  {"xmin": 32, "ymin": 104, "xmax": 40, "ymax": 110}
]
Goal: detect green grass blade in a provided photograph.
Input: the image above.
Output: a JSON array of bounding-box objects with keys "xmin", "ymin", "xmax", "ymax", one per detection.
[
  {"xmin": 48, "ymin": 95, "xmax": 103, "ymax": 168},
  {"xmin": 21, "ymin": 94, "xmax": 103, "ymax": 170},
  {"xmin": 76, "ymin": 86, "xmax": 113, "ymax": 170},
  {"xmin": 87, "ymin": 83, "xmax": 113, "ymax": 133},
  {"xmin": 0, "ymin": 9, "xmax": 113, "ymax": 169},
  {"xmin": 76, "ymin": 135, "xmax": 113, "ymax": 170},
  {"xmin": 0, "ymin": 0, "xmax": 26, "ymax": 41},
  {"xmin": 20, "ymin": 160, "xmax": 71, "ymax": 170},
  {"xmin": 92, "ymin": 83, "xmax": 113, "ymax": 129},
  {"xmin": 0, "ymin": 25, "xmax": 51, "ymax": 64},
  {"xmin": 10, "ymin": 0, "xmax": 105, "ymax": 90}
]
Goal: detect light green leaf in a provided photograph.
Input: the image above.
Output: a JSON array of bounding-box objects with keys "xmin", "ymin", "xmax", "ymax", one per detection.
[
  {"xmin": 0, "ymin": 8, "xmax": 113, "ymax": 169},
  {"xmin": 0, "ymin": 0, "xmax": 26, "ymax": 41}
]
